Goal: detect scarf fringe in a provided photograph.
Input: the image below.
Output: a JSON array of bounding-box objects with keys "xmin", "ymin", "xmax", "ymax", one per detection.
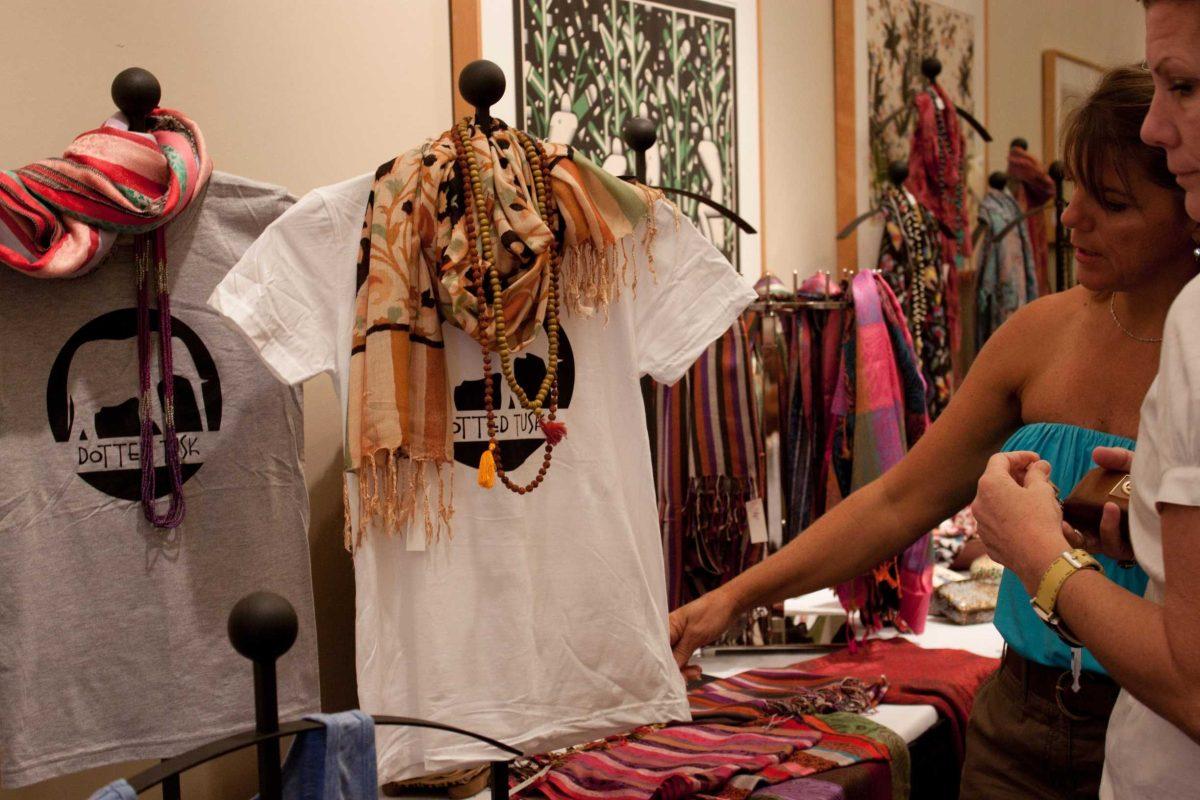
[
  {"xmin": 343, "ymin": 451, "xmax": 455, "ymax": 553},
  {"xmin": 560, "ymin": 191, "xmax": 668, "ymax": 318}
]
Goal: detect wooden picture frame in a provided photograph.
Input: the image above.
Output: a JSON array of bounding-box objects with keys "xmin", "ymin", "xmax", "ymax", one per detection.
[
  {"xmin": 1042, "ymin": 49, "xmax": 1106, "ymax": 166},
  {"xmin": 450, "ymin": 0, "xmax": 764, "ymax": 276}
]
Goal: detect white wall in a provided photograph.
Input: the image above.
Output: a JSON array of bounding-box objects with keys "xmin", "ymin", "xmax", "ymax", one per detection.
[{"xmin": 0, "ymin": 1, "xmax": 451, "ymax": 797}]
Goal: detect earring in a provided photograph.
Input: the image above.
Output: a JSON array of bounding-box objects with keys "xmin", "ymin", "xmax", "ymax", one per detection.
[{"xmin": 1193, "ymin": 245, "xmax": 1200, "ymax": 263}]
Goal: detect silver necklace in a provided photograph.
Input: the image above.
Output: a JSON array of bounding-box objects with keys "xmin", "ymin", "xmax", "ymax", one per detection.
[{"xmin": 1109, "ymin": 294, "xmax": 1163, "ymax": 343}]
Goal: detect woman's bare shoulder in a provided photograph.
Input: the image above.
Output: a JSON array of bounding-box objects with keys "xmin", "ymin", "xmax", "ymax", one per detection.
[
  {"xmin": 971, "ymin": 287, "xmax": 1098, "ymax": 382},
  {"xmin": 991, "ymin": 286, "xmax": 1097, "ymax": 342}
]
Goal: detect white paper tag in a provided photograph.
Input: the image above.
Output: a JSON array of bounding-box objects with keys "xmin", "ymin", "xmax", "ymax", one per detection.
[{"xmin": 746, "ymin": 498, "xmax": 768, "ymax": 544}]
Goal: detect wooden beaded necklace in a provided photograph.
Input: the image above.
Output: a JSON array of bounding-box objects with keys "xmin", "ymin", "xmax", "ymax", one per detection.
[
  {"xmin": 886, "ymin": 185, "xmax": 935, "ymax": 359},
  {"xmin": 451, "ymin": 119, "xmax": 566, "ymax": 495}
]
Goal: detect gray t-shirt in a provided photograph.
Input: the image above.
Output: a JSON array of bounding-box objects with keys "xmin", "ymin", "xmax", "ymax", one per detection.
[{"xmin": 0, "ymin": 171, "xmax": 320, "ymax": 788}]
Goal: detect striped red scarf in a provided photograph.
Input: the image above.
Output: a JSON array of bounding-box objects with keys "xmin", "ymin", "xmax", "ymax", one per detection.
[
  {"xmin": 0, "ymin": 110, "xmax": 211, "ymax": 528},
  {"xmin": 0, "ymin": 109, "xmax": 210, "ymax": 276}
]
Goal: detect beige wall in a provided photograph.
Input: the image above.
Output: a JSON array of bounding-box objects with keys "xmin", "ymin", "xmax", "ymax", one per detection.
[
  {"xmin": 0, "ymin": 1, "xmax": 451, "ymax": 797},
  {"xmin": 760, "ymin": 0, "xmax": 839, "ymax": 281},
  {"xmin": 0, "ymin": 0, "xmax": 1152, "ymax": 797},
  {"xmin": 986, "ymin": 0, "xmax": 1147, "ymax": 173}
]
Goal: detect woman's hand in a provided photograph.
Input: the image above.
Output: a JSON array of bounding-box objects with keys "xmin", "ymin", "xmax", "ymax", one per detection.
[
  {"xmin": 971, "ymin": 451, "xmax": 1071, "ymax": 594},
  {"xmin": 668, "ymin": 588, "xmax": 738, "ymax": 680},
  {"xmin": 1061, "ymin": 446, "xmax": 1137, "ymax": 563}
]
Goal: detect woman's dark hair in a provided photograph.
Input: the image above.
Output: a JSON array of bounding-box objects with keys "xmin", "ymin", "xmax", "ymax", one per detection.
[{"xmin": 1062, "ymin": 64, "xmax": 1182, "ymax": 210}]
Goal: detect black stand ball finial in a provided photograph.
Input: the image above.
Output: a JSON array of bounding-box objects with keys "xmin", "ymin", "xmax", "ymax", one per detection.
[
  {"xmin": 111, "ymin": 67, "xmax": 161, "ymax": 134},
  {"xmin": 1010, "ymin": 137, "xmax": 1029, "ymax": 151},
  {"xmin": 621, "ymin": 117, "xmax": 657, "ymax": 183},
  {"xmin": 887, "ymin": 160, "xmax": 909, "ymax": 187},
  {"xmin": 621, "ymin": 117, "xmax": 657, "ymax": 154},
  {"xmin": 988, "ymin": 171, "xmax": 1009, "ymax": 191},
  {"xmin": 920, "ymin": 56, "xmax": 943, "ymax": 83},
  {"xmin": 229, "ymin": 591, "xmax": 296, "ymax": 800},
  {"xmin": 458, "ymin": 60, "xmax": 506, "ymax": 128},
  {"xmin": 228, "ymin": 591, "xmax": 298, "ymax": 664}
]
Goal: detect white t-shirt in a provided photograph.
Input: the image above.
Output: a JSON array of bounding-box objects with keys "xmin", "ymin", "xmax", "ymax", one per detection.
[
  {"xmin": 209, "ymin": 173, "xmax": 755, "ymax": 782},
  {"xmin": 1101, "ymin": 275, "xmax": 1200, "ymax": 799}
]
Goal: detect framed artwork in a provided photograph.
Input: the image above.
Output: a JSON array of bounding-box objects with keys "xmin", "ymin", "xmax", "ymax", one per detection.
[
  {"xmin": 1042, "ymin": 50, "xmax": 1106, "ymax": 166},
  {"xmin": 477, "ymin": 0, "xmax": 762, "ymax": 274},
  {"xmin": 834, "ymin": 0, "xmax": 987, "ymax": 269}
]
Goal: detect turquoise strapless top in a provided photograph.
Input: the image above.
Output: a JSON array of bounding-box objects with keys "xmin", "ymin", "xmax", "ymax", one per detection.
[{"xmin": 994, "ymin": 423, "xmax": 1148, "ymax": 674}]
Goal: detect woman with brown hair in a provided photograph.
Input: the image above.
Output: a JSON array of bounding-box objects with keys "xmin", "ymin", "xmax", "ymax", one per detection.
[
  {"xmin": 968, "ymin": 3, "xmax": 1200, "ymax": 798},
  {"xmin": 669, "ymin": 65, "xmax": 1199, "ymax": 798}
]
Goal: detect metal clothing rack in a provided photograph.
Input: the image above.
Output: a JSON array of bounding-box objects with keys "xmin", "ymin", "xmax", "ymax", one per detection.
[
  {"xmin": 750, "ymin": 270, "xmax": 851, "ymax": 315},
  {"xmin": 120, "ymin": 592, "xmax": 521, "ymax": 800}
]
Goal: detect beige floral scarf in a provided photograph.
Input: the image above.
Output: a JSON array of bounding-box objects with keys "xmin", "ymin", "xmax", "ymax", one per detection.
[{"xmin": 347, "ymin": 120, "xmax": 661, "ymax": 548}]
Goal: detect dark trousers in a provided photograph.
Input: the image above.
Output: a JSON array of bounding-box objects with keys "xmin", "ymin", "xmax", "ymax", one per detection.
[{"xmin": 959, "ymin": 649, "xmax": 1119, "ymax": 799}]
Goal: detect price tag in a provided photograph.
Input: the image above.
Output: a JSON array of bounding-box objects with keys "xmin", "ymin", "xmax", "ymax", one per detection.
[{"xmin": 746, "ymin": 497, "xmax": 768, "ymax": 544}]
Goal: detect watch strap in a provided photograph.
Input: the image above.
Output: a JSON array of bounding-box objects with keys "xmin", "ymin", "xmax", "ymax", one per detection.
[{"xmin": 1031, "ymin": 549, "xmax": 1103, "ymax": 645}]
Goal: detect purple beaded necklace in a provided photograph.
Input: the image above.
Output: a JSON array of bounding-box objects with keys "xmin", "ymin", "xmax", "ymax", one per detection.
[{"xmin": 135, "ymin": 227, "xmax": 186, "ymax": 528}]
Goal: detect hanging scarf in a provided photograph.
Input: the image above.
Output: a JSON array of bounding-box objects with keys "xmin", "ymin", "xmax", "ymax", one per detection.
[
  {"xmin": 0, "ymin": 110, "xmax": 211, "ymax": 528},
  {"xmin": 976, "ymin": 187, "xmax": 1037, "ymax": 347},
  {"xmin": 351, "ymin": 120, "xmax": 660, "ymax": 546},
  {"xmin": 658, "ymin": 319, "xmax": 765, "ymax": 610},
  {"xmin": 876, "ymin": 185, "xmax": 952, "ymax": 420},
  {"xmin": 906, "ymin": 83, "xmax": 970, "ymax": 351},
  {"xmin": 1006, "ymin": 145, "xmax": 1055, "ymax": 296},
  {"xmin": 0, "ymin": 110, "xmax": 210, "ymax": 276},
  {"xmin": 785, "ymin": 276, "xmax": 848, "ymax": 541},
  {"xmin": 830, "ymin": 272, "xmax": 932, "ymax": 635}
]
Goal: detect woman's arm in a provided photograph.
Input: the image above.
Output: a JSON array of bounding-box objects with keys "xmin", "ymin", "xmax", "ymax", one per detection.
[
  {"xmin": 975, "ymin": 457, "xmax": 1200, "ymax": 743},
  {"xmin": 1056, "ymin": 505, "xmax": 1200, "ymax": 742},
  {"xmin": 668, "ymin": 299, "xmax": 1047, "ymax": 664}
]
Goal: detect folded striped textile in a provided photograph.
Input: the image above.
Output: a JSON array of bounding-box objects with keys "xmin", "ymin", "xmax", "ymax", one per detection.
[
  {"xmin": 512, "ymin": 669, "xmax": 892, "ymax": 800},
  {"xmin": 688, "ymin": 668, "xmax": 887, "ymax": 723},
  {"xmin": 658, "ymin": 319, "xmax": 765, "ymax": 609},
  {"xmin": 512, "ymin": 720, "xmax": 822, "ymax": 800}
]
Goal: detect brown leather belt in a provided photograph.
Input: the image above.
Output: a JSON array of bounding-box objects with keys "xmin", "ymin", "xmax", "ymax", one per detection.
[{"xmin": 1001, "ymin": 647, "xmax": 1121, "ymax": 721}]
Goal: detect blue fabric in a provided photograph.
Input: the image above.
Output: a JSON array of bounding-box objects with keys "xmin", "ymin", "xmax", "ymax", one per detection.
[
  {"xmin": 275, "ymin": 710, "xmax": 378, "ymax": 800},
  {"xmin": 87, "ymin": 779, "xmax": 138, "ymax": 800},
  {"xmin": 993, "ymin": 423, "xmax": 1148, "ymax": 673}
]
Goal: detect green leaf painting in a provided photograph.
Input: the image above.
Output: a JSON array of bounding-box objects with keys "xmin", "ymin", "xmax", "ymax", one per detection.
[
  {"xmin": 866, "ymin": 0, "xmax": 977, "ymax": 203},
  {"xmin": 514, "ymin": 0, "xmax": 742, "ymax": 268}
]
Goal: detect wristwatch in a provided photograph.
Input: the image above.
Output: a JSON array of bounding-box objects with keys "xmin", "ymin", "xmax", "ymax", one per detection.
[{"xmin": 1030, "ymin": 548, "xmax": 1104, "ymax": 647}]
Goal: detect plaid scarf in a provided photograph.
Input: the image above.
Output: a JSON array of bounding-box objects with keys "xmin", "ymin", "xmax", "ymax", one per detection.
[
  {"xmin": 657, "ymin": 319, "xmax": 765, "ymax": 609},
  {"xmin": 0, "ymin": 109, "xmax": 210, "ymax": 277},
  {"xmin": 350, "ymin": 120, "xmax": 659, "ymax": 546},
  {"xmin": 0, "ymin": 110, "xmax": 210, "ymax": 528},
  {"xmin": 831, "ymin": 272, "xmax": 932, "ymax": 634}
]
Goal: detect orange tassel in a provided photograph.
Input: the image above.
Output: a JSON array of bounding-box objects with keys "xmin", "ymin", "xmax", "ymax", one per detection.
[
  {"xmin": 540, "ymin": 418, "xmax": 567, "ymax": 445},
  {"xmin": 478, "ymin": 443, "xmax": 496, "ymax": 489}
]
